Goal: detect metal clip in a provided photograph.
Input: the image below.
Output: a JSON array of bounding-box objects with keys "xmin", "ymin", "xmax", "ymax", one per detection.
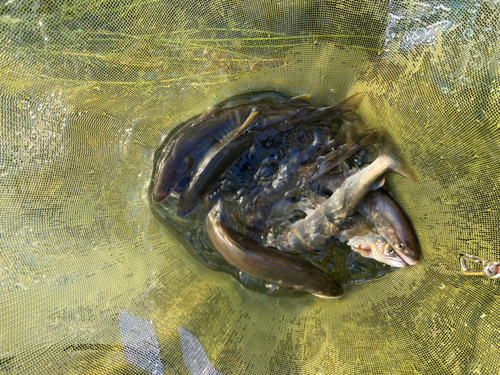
[{"xmin": 459, "ymin": 254, "xmax": 500, "ymax": 279}]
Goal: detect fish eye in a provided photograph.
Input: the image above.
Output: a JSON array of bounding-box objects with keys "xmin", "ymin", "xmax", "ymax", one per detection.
[
  {"xmin": 388, "ymin": 248, "xmax": 395, "ymax": 255},
  {"xmin": 395, "ymin": 242, "xmax": 404, "ymax": 250}
]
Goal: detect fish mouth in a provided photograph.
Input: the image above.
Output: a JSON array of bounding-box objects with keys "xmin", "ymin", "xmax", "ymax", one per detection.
[
  {"xmin": 396, "ymin": 250, "xmax": 420, "ymax": 266},
  {"xmin": 387, "ymin": 259, "xmax": 407, "ymax": 268},
  {"xmin": 311, "ymin": 292, "xmax": 343, "ymax": 299},
  {"xmin": 152, "ymin": 188, "xmax": 168, "ymax": 203}
]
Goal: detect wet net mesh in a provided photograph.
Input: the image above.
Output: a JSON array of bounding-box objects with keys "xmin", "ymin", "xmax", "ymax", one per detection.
[{"xmin": 1, "ymin": 0, "xmax": 499, "ymax": 374}]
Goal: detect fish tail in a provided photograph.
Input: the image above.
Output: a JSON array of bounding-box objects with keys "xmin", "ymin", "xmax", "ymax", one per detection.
[
  {"xmin": 336, "ymin": 124, "xmax": 380, "ymax": 162},
  {"xmin": 336, "ymin": 120, "xmax": 381, "ymax": 147},
  {"xmin": 333, "ymin": 92, "xmax": 365, "ymax": 113},
  {"xmin": 310, "ymin": 124, "xmax": 380, "ymax": 180},
  {"xmin": 308, "ymin": 92, "xmax": 365, "ymax": 121},
  {"xmin": 290, "ymin": 94, "xmax": 313, "ymax": 103},
  {"xmin": 381, "ymin": 129, "xmax": 420, "ymax": 182}
]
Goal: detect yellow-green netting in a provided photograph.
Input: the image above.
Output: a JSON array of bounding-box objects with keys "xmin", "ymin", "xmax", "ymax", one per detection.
[{"xmin": 1, "ymin": 0, "xmax": 499, "ymax": 374}]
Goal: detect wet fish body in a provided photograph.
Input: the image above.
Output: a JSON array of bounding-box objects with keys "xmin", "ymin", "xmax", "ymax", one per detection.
[
  {"xmin": 348, "ymin": 235, "xmax": 406, "ymax": 268},
  {"xmin": 177, "ymin": 110, "xmax": 263, "ymax": 216},
  {"xmin": 206, "ymin": 201, "xmax": 343, "ymax": 298},
  {"xmin": 178, "ymin": 93, "xmax": 367, "ymax": 216},
  {"xmin": 153, "ymin": 101, "xmax": 274, "ymax": 203},
  {"xmin": 356, "ymin": 189, "xmax": 421, "ymax": 265},
  {"xmin": 336, "ymin": 214, "xmax": 377, "ymax": 241},
  {"xmin": 247, "ymin": 122, "xmax": 379, "ymax": 231}
]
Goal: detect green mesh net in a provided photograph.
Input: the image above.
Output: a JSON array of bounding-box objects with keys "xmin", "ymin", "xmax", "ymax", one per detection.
[{"xmin": 1, "ymin": 0, "xmax": 499, "ymax": 374}]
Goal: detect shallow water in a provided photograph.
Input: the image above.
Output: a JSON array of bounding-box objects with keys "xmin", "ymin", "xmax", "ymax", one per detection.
[{"xmin": 149, "ymin": 91, "xmax": 396, "ymax": 296}]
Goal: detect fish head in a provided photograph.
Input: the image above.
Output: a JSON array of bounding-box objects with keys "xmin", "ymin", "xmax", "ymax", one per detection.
[
  {"xmin": 382, "ymin": 223, "xmax": 420, "ymax": 266},
  {"xmin": 152, "ymin": 167, "xmax": 174, "ymax": 202},
  {"xmin": 372, "ymin": 237, "xmax": 406, "ymax": 268},
  {"xmin": 153, "ymin": 184, "xmax": 169, "ymax": 203},
  {"xmin": 348, "ymin": 235, "xmax": 406, "ymax": 268},
  {"xmin": 359, "ymin": 190, "xmax": 422, "ymax": 266},
  {"xmin": 153, "ymin": 158, "xmax": 188, "ymax": 203}
]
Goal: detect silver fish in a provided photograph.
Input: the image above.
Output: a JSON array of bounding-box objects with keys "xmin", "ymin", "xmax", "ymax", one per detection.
[{"xmin": 206, "ymin": 201, "xmax": 343, "ymax": 298}]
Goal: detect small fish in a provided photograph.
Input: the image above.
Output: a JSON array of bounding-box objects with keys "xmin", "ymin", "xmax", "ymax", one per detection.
[
  {"xmin": 356, "ymin": 189, "xmax": 421, "ymax": 265},
  {"xmin": 282, "ymin": 130, "xmax": 417, "ymax": 252},
  {"xmin": 206, "ymin": 201, "xmax": 343, "ymax": 298},
  {"xmin": 178, "ymin": 93, "xmax": 366, "ymax": 216}
]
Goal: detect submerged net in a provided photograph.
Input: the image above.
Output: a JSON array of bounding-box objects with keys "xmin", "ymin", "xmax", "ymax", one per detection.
[{"xmin": 0, "ymin": 0, "xmax": 499, "ymax": 373}]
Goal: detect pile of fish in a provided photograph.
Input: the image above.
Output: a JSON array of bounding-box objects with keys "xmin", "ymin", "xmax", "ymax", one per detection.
[{"xmin": 152, "ymin": 91, "xmax": 421, "ymax": 298}]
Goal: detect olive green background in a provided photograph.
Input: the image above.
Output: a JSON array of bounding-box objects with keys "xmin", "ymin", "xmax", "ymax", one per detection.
[{"xmin": 0, "ymin": 0, "xmax": 499, "ymax": 373}]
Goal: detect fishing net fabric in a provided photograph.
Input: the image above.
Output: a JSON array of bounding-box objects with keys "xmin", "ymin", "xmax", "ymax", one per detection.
[{"xmin": 0, "ymin": 0, "xmax": 499, "ymax": 373}]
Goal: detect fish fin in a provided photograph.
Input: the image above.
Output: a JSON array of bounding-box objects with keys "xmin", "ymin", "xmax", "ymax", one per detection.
[
  {"xmin": 196, "ymin": 106, "xmax": 218, "ymax": 122},
  {"xmin": 268, "ymin": 285, "xmax": 294, "ymax": 295},
  {"xmin": 335, "ymin": 121, "xmax": 381, "ymax": 148},
  {"xmin": 308, "ymin": 93, "xmax": 365, "ymax": 121},
  {"xmin": 381, "ymin": 129, "xmax": 420, "ymax": 182},
  {"xmin": 370, "ymin": 176, "xmax": 385, "ymax": 190},
  {"xmin": 338, "ymin": 111, "xmax": 362, "ymax": 124},
  {"xmin": 290, "ymin": 94, "xmax": 313, "ymax": 103},
  {"xmin": 332, "ymin": 92, "xmax": 365, "ymax": 113},
  {"xmin": 348, "ymin": 238, "xmax": 374, "ymax": 258},
  {"xmin": 351, "ymin": 247, "xmax": 373, "ymax": 258},
  {"xmin": 348, "ymin": 121, "xmax": 382, "ymax": 145},
  {"xmin": 333, "ymin": 122, "xmax": 349, "ymax": 145},
  {"xmin": 342, "ymin": 162, "xmax": 351, "ymax": 179},
  {"xmin": 229, "ymin": 110, "xmax": 261, "ymax": 141}
]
